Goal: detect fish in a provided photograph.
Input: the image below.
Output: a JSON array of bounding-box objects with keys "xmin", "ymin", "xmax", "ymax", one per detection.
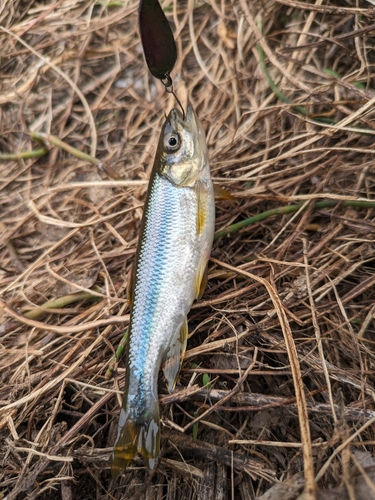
[{"xmin": 112, "ymin": 104, "xmax": 215, "ymax": 478}]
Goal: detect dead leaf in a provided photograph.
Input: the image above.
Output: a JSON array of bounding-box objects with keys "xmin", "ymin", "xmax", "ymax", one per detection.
[{"xmin": 217, "ymin": 21, "xmax": 236, "ymax": 50}]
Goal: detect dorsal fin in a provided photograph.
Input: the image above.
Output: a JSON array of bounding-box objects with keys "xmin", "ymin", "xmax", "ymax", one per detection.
[{"xmin": 214, "ymin": 183, "xmax": 236, "ymax": 202}]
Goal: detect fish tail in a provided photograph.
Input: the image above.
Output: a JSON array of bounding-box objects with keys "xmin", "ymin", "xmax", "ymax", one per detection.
[{"xmin": 111, "ymin": 403, "xmax": 160, "ymax": 479}]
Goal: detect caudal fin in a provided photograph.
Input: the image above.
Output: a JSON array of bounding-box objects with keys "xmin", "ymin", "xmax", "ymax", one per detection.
[{"xmin": 111, "ymin": 406, "xmax": 160, "ymax": 479}]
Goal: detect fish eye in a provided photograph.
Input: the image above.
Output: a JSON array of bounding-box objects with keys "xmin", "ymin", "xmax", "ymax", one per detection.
[{"xmin": 164, "ymin": 133, "xmax": 181, "ymax": 152}]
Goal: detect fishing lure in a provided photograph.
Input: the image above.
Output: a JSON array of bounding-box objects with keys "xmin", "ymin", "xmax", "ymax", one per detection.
[
  {"xmin": 139, "ymin": 0, "xmax": 177, "ymax": 82},
  {"xmin": 112, "ymin": 104, "xmax": 215, "ymax": 477}
]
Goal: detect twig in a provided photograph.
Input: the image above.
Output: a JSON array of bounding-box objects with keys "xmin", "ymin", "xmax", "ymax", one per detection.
[
  {"xmin": 0, "ymin": 26, "xmax": 97, "ymax": 157},
  {"xmin": 182, "ymin": 351, "xmax": 257, "ymax": 432},
  {"xmin": 105, "ymin": 328, "xmax": 129, "ymax": 380},
  {"xmin": 30, "ymin": 132, "xmax": 121, "ymax": 180},
  {"xmin": 0, "ymin": 297, "xmax": 129, "ymax": 335},
  {"xmin": 0, "ymin": 148, "xmax": 47, "ymax": 160},
  {"xmin": 214, "ymin": 200, "xmax": 375, "ymax": 240},
  {"xmin": 210, "ymin": 257, "xmax": 316, "ymax": 499}
]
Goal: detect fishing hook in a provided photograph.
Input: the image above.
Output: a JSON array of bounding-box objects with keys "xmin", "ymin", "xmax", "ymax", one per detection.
[{"xmin": 161, "ymin": 73, "xmax": 185, "ymax": 120}]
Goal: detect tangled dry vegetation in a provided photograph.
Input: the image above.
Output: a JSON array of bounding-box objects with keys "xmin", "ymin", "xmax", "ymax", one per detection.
[{"xmin": 1, "ymin": 0, "xmax": 375, "ymax": 498}]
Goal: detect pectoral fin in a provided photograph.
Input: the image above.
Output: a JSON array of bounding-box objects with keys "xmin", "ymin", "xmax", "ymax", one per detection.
[
  {"xmin": 163, "ymin": 319, "xmax": 188, "ymax": 392},
  {"xmin": 214, "ymin": 183, "xmax": 236, "ymax": 202},
  {"xmin": 195, "ymin": 179, "xmax": 208, "ymax": 236}
]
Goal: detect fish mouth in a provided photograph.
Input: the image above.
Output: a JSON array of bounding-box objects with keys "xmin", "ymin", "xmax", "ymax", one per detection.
[{"xmin": 168, "ymin": 104, "xmax": 197, "ymax": 131}]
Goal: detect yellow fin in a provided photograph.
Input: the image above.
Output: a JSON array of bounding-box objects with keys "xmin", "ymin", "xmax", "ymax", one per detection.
[
  {"xmin": 213, "ymin": 183, "xmax": 236, "ymax": 202},
  {"xmin": 162, "ymin": 319, "xmax": 188, "ymax": 392},
  {"xmin": 195, "ymin": 261, "xmax": 208, "ymax": 300},
  {"xmin": 195, "ymin": 179, "xmax": 208, "ymax": 236},
  {"xmin": 112, "ymin": 406, "xmax": 160, "ymax": 479}
]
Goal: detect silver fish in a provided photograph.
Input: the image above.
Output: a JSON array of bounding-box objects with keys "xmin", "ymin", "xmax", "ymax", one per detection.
[{"xmin": 112, "ymin": 104, "xmax": 215, "ymax": 477}]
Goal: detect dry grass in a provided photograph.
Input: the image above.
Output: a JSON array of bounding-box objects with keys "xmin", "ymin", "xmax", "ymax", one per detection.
[{"xmin": 1, "ymin": 0, "xmax": 375, "ymax": 499}]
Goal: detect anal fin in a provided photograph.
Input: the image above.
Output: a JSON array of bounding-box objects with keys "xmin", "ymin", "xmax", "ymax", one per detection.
[
  {"xmin": 195, "ymin": 261, "xmax": 209, "ymax": 300},
  {"xmin": 163, "ymin": 319, "xmax": 188, "ymax": 392}
]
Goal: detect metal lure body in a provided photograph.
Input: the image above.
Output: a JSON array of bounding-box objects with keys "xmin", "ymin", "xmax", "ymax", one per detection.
[{"xmin": 112, "ymin": 104, "xmax": 215, "ymax": 477}]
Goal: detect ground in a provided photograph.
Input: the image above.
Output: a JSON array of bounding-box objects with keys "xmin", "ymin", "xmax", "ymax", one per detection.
[{"xmin": 1, "ymin": 1, "xmax": 375, "ymax": 499}]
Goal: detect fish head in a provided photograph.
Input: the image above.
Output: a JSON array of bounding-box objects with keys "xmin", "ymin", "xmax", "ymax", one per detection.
[{"xmin": 158, "ymin": 104, "xmax": 208, "ymax": 187}]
